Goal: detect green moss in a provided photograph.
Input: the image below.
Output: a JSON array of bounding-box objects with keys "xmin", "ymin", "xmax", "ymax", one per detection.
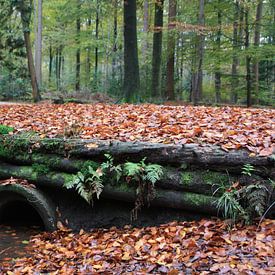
[
  {"xmin": 183, "ymin": 192, "xmax": 213, "ymax": 207},
  {"xmin": 181, "ymin": 172, "xmax": 193, "ymax": 185},
  {"xmin": 201, "ymin": 171, "xmax": 228, "ymax": 186},
  {"xmin": 31, "ymin": 163, "xmax": 50, "ymax": 175},
  {"xmin": 0, "ymin": 125, "xmax": 14, "ymax": 135}
]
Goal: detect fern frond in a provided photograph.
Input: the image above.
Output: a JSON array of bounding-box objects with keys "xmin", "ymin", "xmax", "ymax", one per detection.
[{"xmin": 144, "ymin": 164, "xmax": 163, "ymax": 184}]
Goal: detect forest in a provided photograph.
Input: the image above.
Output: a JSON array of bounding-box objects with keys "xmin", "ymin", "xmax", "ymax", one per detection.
[
  {"xmin": 0, "ymin": 0, "xmax": 274, "ymax": 106},
  {"xmin": 0, "ymin": 0, "xmax": 275, "ymax": 273}
]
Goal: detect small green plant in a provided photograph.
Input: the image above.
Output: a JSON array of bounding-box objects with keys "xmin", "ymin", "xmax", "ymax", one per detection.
[
  {"xmin": 124, "ymin": 158, "xmax": 163, "ymax": 220},
  {"xmin": 242, "ymin": 164, "xmax": 255, "ymax": 176},
  {"xmin": 64, "ymin": 166, "xmax": 104, "ymax": 205},
  {"xmin": 64, "ymin": 155, "xmax": 163, "ymax": 219},
  {"xmin": 0, "ymin": 125, "xmax": 14, "ymax": 135}
]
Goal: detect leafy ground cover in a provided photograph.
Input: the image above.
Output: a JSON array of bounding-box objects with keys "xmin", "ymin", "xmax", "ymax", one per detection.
[
  {"xmin": 0, "ymin": 103, "xmax": 274, "ymax": 156},
  {"xmin": 1, "ymin": 219, "xmax": 274, "ymax": 274}
]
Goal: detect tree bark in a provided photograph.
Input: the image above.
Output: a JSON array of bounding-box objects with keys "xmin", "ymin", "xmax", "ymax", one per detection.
[
  {"xmin": 94, "ymin": 0, "xmax": 99, "ymax": 87},
  {"xmin": 86, "ymin": 17, "xmax": 91, "ymax": 87},
  {"xmin": 49, "ymin": 43, "xmax": 53, "ymax": 84},
  {"xmin": 214, "ymin": 0, "xmax": 222, "ymax": 104},
  {"xmin": 252, "ymin": 0, "xmax": 263, "ymax": 104},
  {"xmin": 112, "ymin": 0, "xmax": 118, "ymax": 81},
  {"xmin": 19, "ymin": 0, "xmax": 41, "ymax": 102},
  {"xmin": 123, "ymin": 0, "xmax": 140, "ymax": 102},
  {"xmin": 165, "ymin": 0, "xmax": 177, "ymax": 101},
  {"xmin": 231, "ymin": 1, "xmax": 240, "ymax": 104},
  {"xmin": 245, "ymin": 8, "xmax": 252, "ymax": 107},
  {"xmin": 75, "ymin": 0, "xmax": 81, "ymax": 91},
  {"xmin": 191, "ymin": 0, "xmax": 205, "ymax": 105},
  {"xmin": 151, "ymin": 0, "xmax": 164, "ymax": 98},
  {"xmin": 35, "ymin": 0, "xmax": 42, "ymax": 88}
]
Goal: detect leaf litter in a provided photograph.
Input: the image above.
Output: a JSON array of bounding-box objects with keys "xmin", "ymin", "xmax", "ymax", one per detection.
[
  {"xmin": 0, "ymin": 103, "xmax": 274, "ymax": 155},
  {"xmin": 1, "ymin": 219, "xmax": 274, "ymax": 274}
]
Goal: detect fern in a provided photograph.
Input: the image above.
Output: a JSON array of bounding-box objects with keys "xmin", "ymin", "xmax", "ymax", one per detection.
[
  {"xmin": 241, "ymin": 183, "xmax": 269, "ymax": 217},
  {"xmin": 144, "ymin": 164, "xmax": 163, "ymax": 185}
]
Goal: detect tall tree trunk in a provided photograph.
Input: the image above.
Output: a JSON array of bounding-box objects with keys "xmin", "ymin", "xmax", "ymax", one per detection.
[
  {"xmin": 231, "ymin": 1, "xmax": 239, "ymax": 104},
  {"xmin": 19, "ymin": 0, "xmax": 41, "ymax": 102},
  {"xmin": 165, "ymin": 0, "xmax": 177, "ymax": 101},
  {"xmin": 214, "ymin": 0, "xmax": 221, "ymax": 103},
  {"xmin": 49, "ymin": 43, "xmax": 53, "ymax": 84},
  {"xmin": 112, "ymin": 0, "xmax": 118, "ymax": 81},
  {"xmin": 86, "ymin": 17, "xmax": 91, "ymax": 87},
  {"xmin": 75, "ymin": 0, "xmax": 81, "ymax": 91},
  {"xmin": 151, "ymin": 0, "xmax": 164, "ymax": 98},
  {"xmin": 245, "ymin": 8, "xmax": 252, "ymax": 107},
  {"xmin": 142, "ymin": 0, "xmax": 149, "ymax": 58},
  {"xmin": 252, "ymin": 0, "xmax": 263, "ymax": 104},
  {"xmin": 58, "ymin": 46, "xmax": 62, "ymax": 87},
  {"xmin": 191, "ymin": 0, "xmax": 205, "ymax": 105},
  {"xmin": 94, "ymin": 0, "xmax": 99, "ymax": 86},
  {"xmin": 35, "ymin": 0, "xmax": 42, "ymax": 88},
  {"xmin": 123, "ymin": 0, "xmax": 140, "ymax": 102},
  {"xmin": 55, "ymin": 48, "xmax": 59, "ymax": 90}
]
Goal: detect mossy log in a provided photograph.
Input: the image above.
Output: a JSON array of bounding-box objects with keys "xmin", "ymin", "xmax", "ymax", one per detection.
[
  {"xmin": 0, "ymin": 161, "xmax": 217, "ymax": 215},
  {"xmin": 1, "ymin": 136, "xmax": 274, "ymax": 177},
  {"xmin": 0, "ymin": 154, "xmax": 236, "ymax": 196}
]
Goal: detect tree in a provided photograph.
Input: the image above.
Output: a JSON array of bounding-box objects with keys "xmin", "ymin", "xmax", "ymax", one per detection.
[
  {"xmin": 75, "ymin": 0, "xmax": 81, "ymax": 91},
  {"xmin": 191, "ymin": 0, "xmax": 205, "ymax": 105},
  {"xmin": 252, "ymin": 0, "xmax": 263, "ymax": 104},
  {"xmin": 214, "ymin": 0, "xmax": 222, "ymax": 103},
  {"xmin": 34, "ymin": 0, "xmax": 43, "ymax": 88},
  {"xmin": 165, "ymin": 0, "xmax": 177, "ymax": 101},
  {"xmin": 15, "ymin": 0, "xmax": 41, "ymax": 102},
  {"xmin": 151, "ymin": 0, "xmax": 164, "ymax": 98},
  {"xmin": 123, "ymin": 0, "xmax": 140, "ymax": 102}
]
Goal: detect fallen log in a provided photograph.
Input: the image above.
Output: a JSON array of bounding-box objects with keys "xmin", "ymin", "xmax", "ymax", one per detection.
[
  {"xmin": 1, "ymin": 135, "xmax": 274, "ymax": 177},
  {"xmin": 0, "ymin": 161, "xmax": 218, "ymax": 215},
  {"xmin": 0, "ymin": 158, "xmax": 237, "ymax": 196}
]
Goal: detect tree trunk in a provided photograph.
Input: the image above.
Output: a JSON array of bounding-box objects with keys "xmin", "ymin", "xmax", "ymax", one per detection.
[
  {"xmin": 253, "ymin": 0, "xmax": 263, "ymax": 104},
  {"xmin": 245, "ymin": 8, "xmax": 252, "ymax": 107},
  {"xmin": 49, "ymin": 43, "xmax": 53, "ymax": 84},
  {"xmin": 165, "ymin": 0, "xmax": 177, "ymax": 101},
  {"xmin": 86, "ymin": 17, "xmax": 91, "ymax": 87},
  {"xmin": 75, "ymin": 0, "xmax": 81, "ymax": 91},
  {"xmin": 94, "ymin": 0, "xmax": 99, "ymax": 87},
  {"xmin": 112, "ymin": 0, "xmax": 118, "ymax": 81},
  {"xmin": 19, "ymin": 1, "xmax": 41, "ymax": 102},
  {"xmin": 231, "ymin": 1, "xmax": 239, "ymax": 104},
  {"xmin": 142, "ymin": 0, "xmax": 149, "ymax": 58},
  {"xmin": 214, "ymin": 0, "xmax": 221, "ymax": 103},
  {"xmin": 191, "ymin": 0, "xmax": 205, "ymax": 105},
  {"xmin": 151, "ymin": 0, "xmax": 164, "ymax": 98},
  {"xmin": 123, "ymin": 0, "xmax": 140, "ymax": 102},
  {"xmin": 35, "ymin": 0, "xmax": 42, "ymax": 88}
]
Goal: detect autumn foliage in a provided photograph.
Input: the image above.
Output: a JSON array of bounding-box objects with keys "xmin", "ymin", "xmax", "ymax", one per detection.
[
  {"xmin": 1, "ymin": 219, "xmax": 274, "ymax": 274},
  {"xmin": 0, "ymin": 103, "xmax": 274, "ymax": 156}
]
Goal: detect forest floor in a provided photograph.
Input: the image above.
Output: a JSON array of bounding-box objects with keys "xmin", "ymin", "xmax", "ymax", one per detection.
[
  {"xmin": 1, "ymin": 219, "xmax": 274, "ymax": 274},
  {"xmin": 0, "ymin": 103, "xmax": 274, "ymax": 156}
]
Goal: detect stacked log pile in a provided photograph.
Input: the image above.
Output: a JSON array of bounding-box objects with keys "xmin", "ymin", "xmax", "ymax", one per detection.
[{"xmin": 0, "ymin": 135, "xmax": 274, "ymax": 216}]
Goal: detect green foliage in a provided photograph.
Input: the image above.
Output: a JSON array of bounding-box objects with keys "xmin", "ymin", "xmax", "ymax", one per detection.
[
  {"xmin": 242, "ymin": 164, "xmax": 255, "ymax": 176},
  {"xmin": 65, "ymin": 167, "xmax": 104, "ymax": 205},
  {"xmin": 217, "ymin": 190, "xmax": 248, "ymax": 224},
  {"xmin": 124, "ymin": 158, "xmax": 163, "ymax": 220},
  {"xmin": 241, "ymin": 183, "xmax": 269, "ymax": 217},
  {"xmin": 215, "ymin": 165, "xmax": 271, "ymax": 225},
  {"xmin": 31, "ymin": 163, "xmax": 50, "ymax": 175},
  {"xmin": 64, "ymin": 155, "xmax": 163, "ymax": 219},
  {"xmin": 0, "ymin": 125, "xmax": 14, "ymax": 135}
]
